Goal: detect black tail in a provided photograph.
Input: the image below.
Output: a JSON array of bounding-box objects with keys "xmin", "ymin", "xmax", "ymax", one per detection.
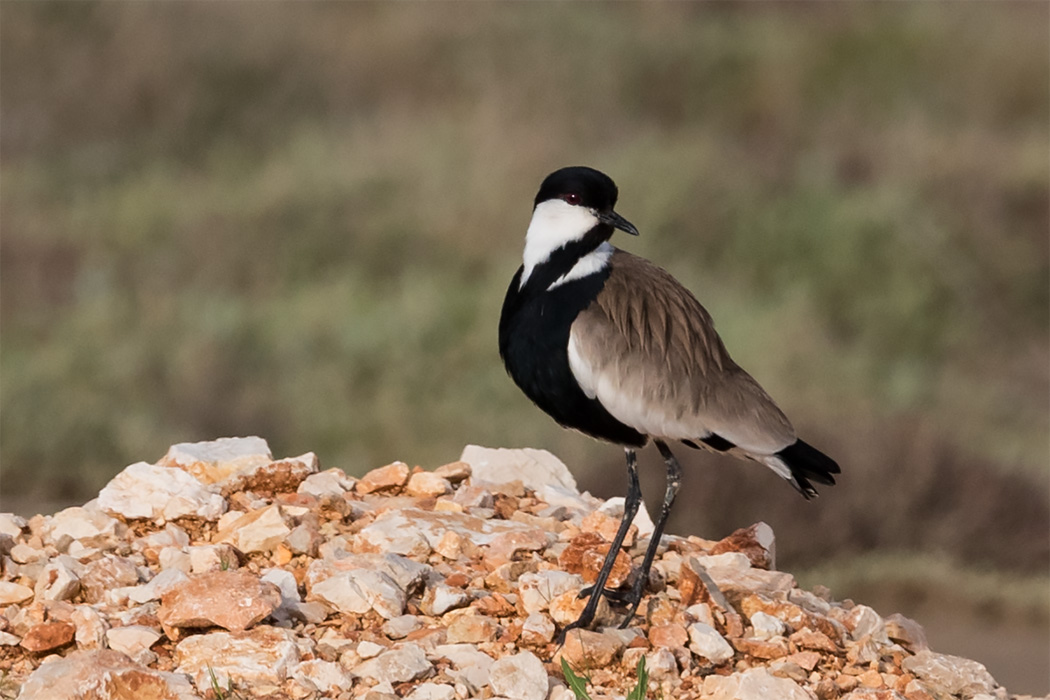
[{"xmin": 776, "ymin": 439, "xmax": 840, "ymax": 500}]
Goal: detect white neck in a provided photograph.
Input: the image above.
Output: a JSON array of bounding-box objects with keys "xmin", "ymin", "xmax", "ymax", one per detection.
[
  {"xmin": 547, "ymin": 241, "xmax": 615, "ymax": 291},
  {"xmin": 520, "ymin": 199, "xmax": 600, "ymax": 287}
]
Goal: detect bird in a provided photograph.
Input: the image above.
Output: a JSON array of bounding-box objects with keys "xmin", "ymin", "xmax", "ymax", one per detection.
[{"xmin": 498, "ymin": 166, "xmax": 840, "ymax": 635}]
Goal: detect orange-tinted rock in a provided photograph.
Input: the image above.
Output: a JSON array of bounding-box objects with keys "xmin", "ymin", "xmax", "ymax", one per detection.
[
  {"xmin": 709, "ymin": 522, "xmax": 775, "ymax": 570},
  {"xmin": 885, "ymin": 613, "xmax": 928, "ymax": 653},
  {"xmin": 548, "ymin": 589, "xmax": 590, "ymax": 626},
  {"xmin": 406, "ymin": 471, "xmax": 452, "ymax": 497},
  {"xmin": 158, "ymin": 570, "xmax": 281, "ymax": 632},
  {"xmin": 679, "ymin": 558, "xmax": 705, "ymax": 606},
  {"xmin": 561, "ymin": 628, "xmax": 625, "ymax": 668},
  {"xmin": 741, "ymin": 594, "xmax": 843, "ymax": 641},
  {"xmin": 679, "ymin": 557, "xmax": 731, "ymax": 611},
  {"xmin": 790, "ymin": 627, "xmax": 839, "ymax": 654},
  {"xmin": 649, "ymin": 623, "xmax": 689, "ymax": 649},
  {"xmin": 732, "ymin": 636, "xmax": 790, "ymax": 659},
  {"xmin": 20, "ymin": 621, "xmax": 75, "ymax": 653},
  {"xmin": 222, "ymin": 455, "xmax": 317, "ymax": 496},
  {"xmin": 558, "ymin": 531, "xmax": 631, "ymax": 587},
  {"xmin": 859, "ymin": 668, "xmax": 886, "ymax": 688},
  {"xmin": 444, "ymin": 572, "xmax": 471, "ymax": 588},
  {"xmin": 433, "ymin": 461, "xmax": 472, "ymax": 483},
  {"xmin": 580, "ymin": 510, "xmax": 636, "ymax": 548},
  {"xmin": 486, "ymin": 529, "xmax": 550, "ymax": 566},
  {"xmin": 215, "ymin": 504, "xmax": 291, "ymax": 554},
  {"xmin": 472, "ymin": 592, "xmax": 517, "ymax": 618},
  {"xmin": 646, "ymin": 596, "xmax": 679, "ymax": 626},
  {"xmin": 356, "ymin": 462, "xmax": 411, "ymax": 494},
  {"xmin": 446, "ymin": 613, "xmax": 500, "ymax": 644},
  {"xmin": 723, "ymin": 610, "xmax": 745, "ymax": 639},
  {"xmin": 17, "ymin": 649, "xmax": 199, "ymax": 700},
  {"xmin": 783, "ymin": 650, "xmax": 822, "ymax": 671}
]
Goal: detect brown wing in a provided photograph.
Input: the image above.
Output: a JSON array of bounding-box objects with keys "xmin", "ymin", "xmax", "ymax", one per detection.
[{"xmin": 568, "ymin": 250, "xmax": 796, "ymax": 455}]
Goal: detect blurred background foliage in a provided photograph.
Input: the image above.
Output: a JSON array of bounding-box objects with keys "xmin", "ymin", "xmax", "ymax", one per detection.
[{"xmin": 1, "ymin": 2, "xmax": 1047, "ymax": 692}]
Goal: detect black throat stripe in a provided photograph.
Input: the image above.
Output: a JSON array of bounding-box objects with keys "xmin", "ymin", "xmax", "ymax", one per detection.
[{"xmin": 499, "ymin": 235, "xmax": 647, "ymax": 448}]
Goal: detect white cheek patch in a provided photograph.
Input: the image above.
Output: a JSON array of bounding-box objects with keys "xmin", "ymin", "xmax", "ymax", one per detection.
[
  {"xmin": 547, "ymin": 242, "xmax": 614, "ymax": 291},
  {"xmin": 520, "ymin": 199, "xmax": 599, "ymax": 287}
]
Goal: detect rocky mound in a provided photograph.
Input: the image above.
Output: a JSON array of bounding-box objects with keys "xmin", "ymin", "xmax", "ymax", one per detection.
[{"xmin": 0, "ymin": 438, "xmax": 1029, "ymax": 700}]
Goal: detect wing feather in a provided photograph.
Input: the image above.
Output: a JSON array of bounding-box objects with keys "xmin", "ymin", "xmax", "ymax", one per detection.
[{"xmin": 568, "ymin": 250, "xmax": 796, "ymax": 454}]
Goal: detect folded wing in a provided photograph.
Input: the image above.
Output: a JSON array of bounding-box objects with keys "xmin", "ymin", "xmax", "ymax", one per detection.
[{"xmin": 568, "ymin": 250, "xmax": 797, "ymax": 457}]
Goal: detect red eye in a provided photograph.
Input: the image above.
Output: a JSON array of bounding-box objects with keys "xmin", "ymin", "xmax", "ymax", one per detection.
[{"xmin": 562, "ymin": 193, "xmax": 582, "ymax": 205}]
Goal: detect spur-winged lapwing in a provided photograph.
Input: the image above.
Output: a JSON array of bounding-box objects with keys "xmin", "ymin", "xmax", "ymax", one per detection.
[{"xmin": 499, "ymin": 166, "xmax": 840, "ymax": 634}]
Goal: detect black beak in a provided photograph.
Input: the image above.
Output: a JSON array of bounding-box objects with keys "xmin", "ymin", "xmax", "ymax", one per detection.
[{"xmin": 599, "ymin": 210, "xmax": 640, "ymax": 236}]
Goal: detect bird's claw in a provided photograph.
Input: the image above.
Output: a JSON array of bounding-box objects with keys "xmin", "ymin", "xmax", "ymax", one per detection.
[
  {"xmin": 579, "ymin": 583, "xmax": 634, "ymax": 604},
  {"xmin": 576, "ymin": 584, "xmax": 632, "ymax": 602}
]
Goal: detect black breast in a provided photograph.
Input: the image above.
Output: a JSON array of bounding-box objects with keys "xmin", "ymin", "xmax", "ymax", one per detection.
[{"xmin": 499, "ymin": 265, "xmax": 647, "ymax": 448}]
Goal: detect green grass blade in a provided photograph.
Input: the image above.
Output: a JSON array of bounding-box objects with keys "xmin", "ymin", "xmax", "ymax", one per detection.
[
  {"xmin": 626, "ymin": 655, "xmax": 649, "ymax": 700},
  {"xmin": 561, "ymin": 657, "xmax": 592, "ymax": 700}
]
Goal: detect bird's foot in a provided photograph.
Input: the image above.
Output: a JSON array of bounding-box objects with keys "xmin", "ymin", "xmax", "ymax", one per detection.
[
  {"xmin": 576, "ymin": 584, "xmax": 632, "ymax": 603},
  {"xmin": 555, "ymin": 614, "xmax": 592, "ymax": 646}
]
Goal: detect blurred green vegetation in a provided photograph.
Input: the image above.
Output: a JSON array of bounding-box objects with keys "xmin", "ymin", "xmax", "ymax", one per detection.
[{"xmin": 1, "ymin": 3, "xmax": 1047, "ymax": 679}]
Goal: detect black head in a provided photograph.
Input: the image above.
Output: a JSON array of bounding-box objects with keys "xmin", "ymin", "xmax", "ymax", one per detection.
[
  {"xmin": 534, "ymin": 166, "xmax": 618, "ymax": 210},
  {"xmin": 532, "ymin": 166, "xmax": 639, "ymax": 236}
]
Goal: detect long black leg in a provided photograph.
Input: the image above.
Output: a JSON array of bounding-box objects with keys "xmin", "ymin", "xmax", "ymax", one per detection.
[
  {"xmin": 559, "ymin": 448, "xmax": 641, "ymax": 639},
  {"xmin": 617, "ymin": 439, "xmax": 682, "ymax": 628}
]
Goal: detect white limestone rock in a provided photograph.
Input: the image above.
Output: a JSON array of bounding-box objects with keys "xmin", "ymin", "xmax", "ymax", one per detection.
[
  {"xmin": 355, "ymin": 507, "xmax": 547, "ymax": 560},
  {"xmin": 902, "ymin": 649, "xmax": 998, "ymax": 698},
  {"xmin": 9, "ymin": 543, "xmax": 45, "ymax": 564},
  {"xmin": 421, "ymin": 583, "xmax": 470, "ymax": 616},
  {"xmin": 405, "ymin": 683, "xmax": 456, "ymax": 700},
  {"xmin": 309, "ymin": 549, "xmax": 429, "ymax": 595},
  {"xmin": 158, "ymin": 547, "xmax": 191, "ymax": 573},
  {"xmin": 187, "ymin": 543, "xmax": 239, "ymax": 573},
  {"xmin": 289, "ymin": 659, "xmax": 354, "ymax": 694},
  {"xmin": 352, "ymin": 643, "xmax": 432, "ymax": 685},
  {"xmin": 298, "ymin": 468, "xmax": 356, "ymax": 498},
  {"xmin": 357, "ymin": 640, "xmax": 387, "ymax": 659},
  {"xmin": 518, "ymin": 570, "xmax": 584, "ymax": 615},
  {"xmin": 521, "ymin": 612, "xmax": 556, "ymax": 645},
  {"xmin": 216, "ymin": 504, "xmax": 291, "ymax": 554},
  {"xmin": 139, "ymin": 523, "xmax": 191, "ymax": 550},
  {"xmin": 310, "ymin": 569, "xmax": 406, "ymax": 620},
  {"xmin": 17, "ymin": 649, "xmax": 199, "ymax": 700},
  {"xmin": 646, "ymin": 647, "xmax": 680, "ymax": 680},
  {"xmin": 175, "ymin": 625, "xmax": 299, "ymax": 690},
  {"xmin": 489, "ymin": 650, "xmax": 549, "ymax": 700},
  {"xmin": 536, "ymin": 484, "xmax": 599, "ymax": 514},
  {"xmin": 0, "ymin": 513, "xmax": 27, "ymax": 538},
  {"xmin": 123, "ymin": 568, "xmax": 189, "ymax": 605},
  {"xmin": 702, "ymin": 667, "xmax": 815, "ymax": 700},
  {"xmin": 106, "ymin": 625, "xmax": 162, "ymax": 665},
  {"xmin": 599, "ymin": 495, "xmax": 656, "ymax": 538},
  {"xmin": 43, "ymin": 505, "xmax": 123, "ymax": 549},
  {"xmin": 460, "ymin": 444, "xmax": 577, "ymax": 492},
  {"xmin": 688, "ymin": 622, "xmax": 735, "ymax": 664},
  {"xmin": 847, "ymin": 604, "xmax": 886, "ymax": 641},
  {"xmin": 383, "ymin": 614, "xmax": 423, "ymax": 639},
  {"xmin": 749, "ymin": 611, "xmax": 787, "ymax": 640},
  {"xmin": 161, "ymin": 435, "xmax": 273, "ymax": 484},
  {"xmin": 71, "ymin": 605, "xmax": 108, "ymax": 649},
  {"xmin": 34, "ymin": 559, "xmax": 80, "ymax": 601},
  {"xmin": 262, "ymin": 568, "xmax": 300, "ymax": 607},
  {"xmin": 98, "ymin": 461, "xmax": 226, "ymax": 521},
  {"xmin": 0, "ymin": 581, "xmax": 34, "ymax": 605},
  {"xmin": 432, "ymin": 643, "xmax": 494, "ymax": 691},
  {"xmin": 691, "ymin": 552, "xmax": 795, "ymax": 598}
]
